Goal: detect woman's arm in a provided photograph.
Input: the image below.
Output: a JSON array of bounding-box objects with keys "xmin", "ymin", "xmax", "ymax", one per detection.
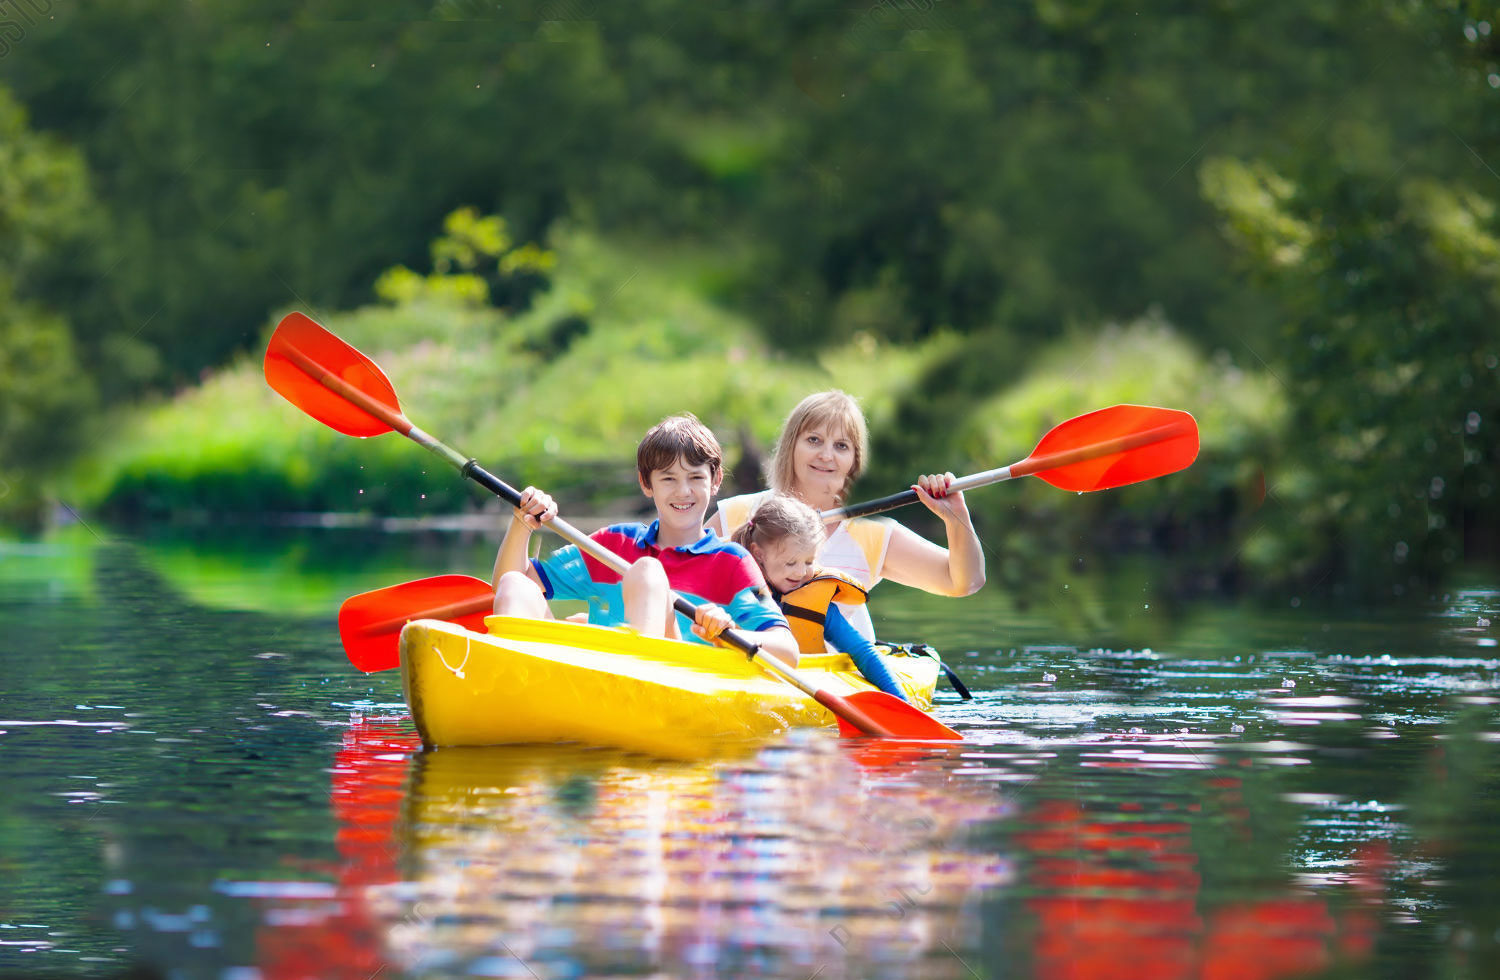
[{"xmin": 877, "ymin": 474, "xmax": 986, "ymax": 597}]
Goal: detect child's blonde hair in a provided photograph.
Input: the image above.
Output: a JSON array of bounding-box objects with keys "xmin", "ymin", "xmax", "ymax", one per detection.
[
  {"xmin": 767, "ymin": 390, "xmax": 869, "ymax": 503},
  {"xmin": 732, "ymin": 492, "xmax": 824, "ymax": 556}
]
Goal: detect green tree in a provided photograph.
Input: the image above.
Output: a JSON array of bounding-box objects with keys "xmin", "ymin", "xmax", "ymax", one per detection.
[
  {"xmin": 0, "ymin": 86, "xmax": 98, "ymax": 525},
  {"xmin": 1203, "ymin": 158, "xmax": 1499, "ymax": 596},
  {"xmin": 0, "ymin": 0, "xmax": 629, "ymax": 381}
]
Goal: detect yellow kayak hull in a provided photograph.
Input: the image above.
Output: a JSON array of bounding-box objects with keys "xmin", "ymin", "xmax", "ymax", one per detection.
[{"xmin": 399, "ymin": 616, "xmax": 941, "ymax": 756}]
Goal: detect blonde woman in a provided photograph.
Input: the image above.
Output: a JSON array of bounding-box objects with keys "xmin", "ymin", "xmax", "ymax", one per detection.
[{"xmin": 709, "ymin": 390, "xmax": 985, "ymax": 642}]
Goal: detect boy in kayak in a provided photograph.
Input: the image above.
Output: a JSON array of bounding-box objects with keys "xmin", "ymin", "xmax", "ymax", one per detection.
[{"xmin": 490, "ymin": 414, "xmax": 802, "ymax": 665}]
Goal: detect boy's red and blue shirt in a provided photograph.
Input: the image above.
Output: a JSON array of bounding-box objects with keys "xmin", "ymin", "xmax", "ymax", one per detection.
[{"xmin": 531, "ymin": 521, "xmax": 788, "ymax": 643}]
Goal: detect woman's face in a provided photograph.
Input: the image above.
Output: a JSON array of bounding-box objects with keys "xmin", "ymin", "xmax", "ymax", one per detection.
[{"xmin": 790, "ymin": 423, "xmax": 855, "ymax": 505}]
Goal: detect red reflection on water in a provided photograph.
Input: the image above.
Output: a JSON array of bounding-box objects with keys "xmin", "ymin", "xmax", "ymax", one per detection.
[
  {"xmin": 256, "ymin": 717, "xmax": 420, "ymax": 980},
  {"xmin": 1018, "ymin": 792, "xmax": 1387, "ymax": 980}
]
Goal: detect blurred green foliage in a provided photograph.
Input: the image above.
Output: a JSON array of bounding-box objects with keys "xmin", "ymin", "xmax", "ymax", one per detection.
[
  {"xmin": 1, "ymin": 1, "xmax": 1496, "ymax": 599},
  {"xmin": 1203, "ymin": 158, "xmax": 1499, "ymax": 598},
  {"xmin": 0, "ymin": 88, "xmax": 101, "ymax": 525},
  {"xmin": 71, "ymin": 221, "xmax": 958, "ymax": 523}
]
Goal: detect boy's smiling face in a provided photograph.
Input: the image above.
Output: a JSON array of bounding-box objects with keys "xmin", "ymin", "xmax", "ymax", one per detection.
[{"xmin": 640, "ymin": 454, "xmax": 721, "ymax": 546}]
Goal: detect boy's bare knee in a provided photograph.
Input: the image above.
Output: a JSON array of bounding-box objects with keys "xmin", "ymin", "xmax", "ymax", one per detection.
[
  {"xmin": 495, "ymin": 570, "xmax": 534, "ymax": 594},
  {"xmin": 622, "ymin": 556, "xmax": 667, "ymax": 590},
  {"xmin": 620, "ymin": 557, "xmax": 673, "ymax": 636},
  {"xmin": 495, "ymin": 571, "xmax": 545, "ymax": 615}
]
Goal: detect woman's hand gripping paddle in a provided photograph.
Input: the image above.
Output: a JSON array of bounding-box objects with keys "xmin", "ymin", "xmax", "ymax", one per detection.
[{"xmin": 266, "ymin": 312, "xmax": 960, "ymax": 739}]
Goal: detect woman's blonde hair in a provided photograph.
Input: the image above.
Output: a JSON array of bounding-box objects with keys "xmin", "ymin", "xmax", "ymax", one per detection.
[
  {"xmin": 731, "ymin": 492, "xmax": 824, "ymax": 555},
  {"xmin": 766, "ymin": 390, "xmax": 869, "ymax": 503}
]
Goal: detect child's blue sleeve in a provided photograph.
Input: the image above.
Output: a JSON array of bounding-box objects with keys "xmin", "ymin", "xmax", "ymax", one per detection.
[
  {"xmin": 724, "ymin": 587, "xmax": 789, "ymax": 633},
  {"xmin": 825, "ymin": 605, "xmax": 909, "ymax": 702},
  {"xmin": 531, "ymin": 545, "xmax": 591, "ymax": 601}
]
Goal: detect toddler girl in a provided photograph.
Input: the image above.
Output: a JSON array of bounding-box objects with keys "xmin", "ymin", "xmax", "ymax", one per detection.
[{"xmin": 733, "ymin": 493, "xmax": 909, "ymax": 701}]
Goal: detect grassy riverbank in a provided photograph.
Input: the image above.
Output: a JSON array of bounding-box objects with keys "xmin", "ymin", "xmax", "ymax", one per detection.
[{"xmin": 57, "ymin": 227, "xmax": 1282, "ymax": 603}]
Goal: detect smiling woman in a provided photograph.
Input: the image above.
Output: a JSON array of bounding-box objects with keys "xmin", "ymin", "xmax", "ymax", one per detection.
[{"xmin": 710, "ymin": 390, "xmax": 987, "ymax": 642}]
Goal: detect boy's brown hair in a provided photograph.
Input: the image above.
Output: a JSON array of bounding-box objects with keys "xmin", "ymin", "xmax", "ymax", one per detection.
[{"xmin": 637, "ymin": 413, "xmax": 724, "ymax": 484}]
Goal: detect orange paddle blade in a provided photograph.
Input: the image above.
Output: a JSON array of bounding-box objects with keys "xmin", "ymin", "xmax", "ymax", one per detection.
[
  {"xmin": 831, "ymin": 690, "xmax": 963, "ymax": 740},
  {"xmin": 1022, "ymin": 404, "xmax": 1198, "ymax": 492},
  {"xmin": 338, "ymin": 575, "xmax": 494, "ymax": 673},
  {"xmin": 264, "ymin": 312, "xmax": 405, "ymax": 437}
]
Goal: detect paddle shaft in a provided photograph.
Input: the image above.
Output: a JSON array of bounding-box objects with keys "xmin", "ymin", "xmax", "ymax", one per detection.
[
  {"xmin": 281, "ymin": 341, "xmax": 620, "ymax": 572},
  {"xmin": 282, "ymin": 339, "xmax": 613, "ymax": 567},
  {"xmin": 820, "ymin": 417, "xmax": 1194, "ymax": 521},
  {"xmin": 276, "ymin": 340, "xmax": 469, "ymax": 469}
]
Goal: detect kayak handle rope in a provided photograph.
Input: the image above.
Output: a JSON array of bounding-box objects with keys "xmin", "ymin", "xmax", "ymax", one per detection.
[{"xmin": 433, "ymin": 635, "xmax": 472, "ymax": 680}]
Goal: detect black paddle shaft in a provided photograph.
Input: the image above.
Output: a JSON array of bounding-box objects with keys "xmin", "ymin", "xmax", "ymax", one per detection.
[
  {"xmin": 826, "ymin": 488, "xmax": 920, "ymax": 521},
  {"xmin": 461, "ymin": 459, "xmax": 524, "ymax": 508}
]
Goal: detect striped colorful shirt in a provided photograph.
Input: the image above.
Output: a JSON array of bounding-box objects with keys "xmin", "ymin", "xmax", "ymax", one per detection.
[{"xmin": 532, "ymin": 520, "xmax": 787, "ymax": 643}]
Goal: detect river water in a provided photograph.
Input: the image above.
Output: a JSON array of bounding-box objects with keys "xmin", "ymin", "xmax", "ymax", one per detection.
[{"xmin": 2, "ymin": 525, "xmax": 1498, "ymax": 979}]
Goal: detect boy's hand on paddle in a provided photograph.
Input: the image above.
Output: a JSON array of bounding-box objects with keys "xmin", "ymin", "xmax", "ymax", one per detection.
[
  {"xmin": 512, "ymin": 486, "xmax": 558, "ymax": 530},
  {"xmin": 913, "ymin": 472, "xmax": 970, "ymax": 523},
  {"xmin": 691, "ymin": 603, "xmax": 735, "ymax": 645}
]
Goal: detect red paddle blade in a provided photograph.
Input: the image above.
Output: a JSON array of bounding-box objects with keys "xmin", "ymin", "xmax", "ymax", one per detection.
[
  {"xmin": 264, "ymin": 312, "xmax": 403, "ymax": 437},
  {"xmin": 338, "ymin": 575, "xmax": 494, "ymax": 673},
  {"xmin": 831, "ymin": 691, "xmax": 963, "ymax": 740},
  {"xmin": 1025, "ymin": 404, "xmax": 1199, "ymax": 493}
]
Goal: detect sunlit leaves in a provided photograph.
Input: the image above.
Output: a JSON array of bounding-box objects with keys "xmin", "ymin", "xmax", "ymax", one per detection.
[
  {"xmin": 1199, "ymin": 158, "xmax": 1314, "ymax": 270},
  {"xmin": 375, "ymin": 208, "xmax": 555, "ymax": 311}
]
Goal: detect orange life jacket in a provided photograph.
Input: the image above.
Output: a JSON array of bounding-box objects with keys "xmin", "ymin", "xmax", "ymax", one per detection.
[{"xmin": 780, "ymin": 569, "xmax": 869, "ymax": 654}]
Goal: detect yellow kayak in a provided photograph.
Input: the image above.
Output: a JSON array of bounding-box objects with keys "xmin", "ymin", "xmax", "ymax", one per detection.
[{"xmin": 398, "ymin": 616, "xmax": 942, "ymax": 756}]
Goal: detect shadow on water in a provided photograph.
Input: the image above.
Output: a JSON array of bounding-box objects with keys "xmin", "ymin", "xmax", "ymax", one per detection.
[{"xmin": 1, "ymin": 531, "xmax": 1499, "ymax": 977}]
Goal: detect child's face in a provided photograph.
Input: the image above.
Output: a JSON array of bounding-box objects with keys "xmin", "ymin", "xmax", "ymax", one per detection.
[
  {"xmin": 753, "ymin": 537, "xmax": 820, "ymax": 594},
  {"xmin": 641, "ymin": 455, "xmax": 721, "ymax": 538},
  {"xmin": 791, "ymin": 423, "xmax": 855, "ymax": 501}
]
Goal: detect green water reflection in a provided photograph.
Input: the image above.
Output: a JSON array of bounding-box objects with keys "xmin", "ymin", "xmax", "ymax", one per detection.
[{"xmin": 1, "ymin": 528, "xmax": 1497, "ymax": 978}]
